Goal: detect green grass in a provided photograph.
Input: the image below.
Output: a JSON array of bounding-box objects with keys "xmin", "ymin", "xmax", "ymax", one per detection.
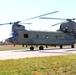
[{"xmin": 0, "ymin": 54, "xmax": 76, "ymax": 75}]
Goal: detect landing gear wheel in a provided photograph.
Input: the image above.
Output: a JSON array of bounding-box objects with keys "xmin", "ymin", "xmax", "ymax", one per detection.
[
  {"xmin": 71, "ymin": 44, "xmax": 74, "ymax": 48},
  {"xmin": 30, "ymin": 46, "xmax": 34, "ymax": 51},
  {"xmin": 39, "ymin": 45, "xmax": 44, "ymax": 50},
  {"xmin": 60, "ymin": 45, "xmax": 63, "ymax": 49}
]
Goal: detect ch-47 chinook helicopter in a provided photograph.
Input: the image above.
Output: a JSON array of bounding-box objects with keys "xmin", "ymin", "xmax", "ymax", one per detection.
[{"xmin": 6, "ymin": 11, "xmax": 76, "ymax": 50}]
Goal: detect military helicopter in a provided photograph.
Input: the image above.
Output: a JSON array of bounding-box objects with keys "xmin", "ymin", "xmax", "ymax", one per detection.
[{"xmin": 6, "ymin": 11, "xmax": 76, "ymax": 50}]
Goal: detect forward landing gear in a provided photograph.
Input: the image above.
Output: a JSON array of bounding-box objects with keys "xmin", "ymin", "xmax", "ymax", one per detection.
[
  {"xmin": 30, "ymin": 46, "xmax": 34, "ymax": 51},
  {"xmin": 30, "ymin": 45, "xmax": 44, "ymax": 50},
  {"xmin": 39, "ymin": 45, "xmax": 44, "ymax": 50}
]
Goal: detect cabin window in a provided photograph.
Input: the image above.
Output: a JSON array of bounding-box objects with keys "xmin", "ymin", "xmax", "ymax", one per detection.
[
  {"xmin": 36, "ymin": 34, "xmax": 39, "ymax": 38},
  {"xmin": 24, "ymin": 34, "xmax": 28, "ymax": 38},
  {"xmin": 46, "ymin": 35, "xmax": 49, "ymax": 38}
]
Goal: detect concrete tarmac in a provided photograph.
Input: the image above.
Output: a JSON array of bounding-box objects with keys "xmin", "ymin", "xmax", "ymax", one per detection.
[{"xmin": 0, "ymin": 48, "xmax": 76, "ymax": 60}]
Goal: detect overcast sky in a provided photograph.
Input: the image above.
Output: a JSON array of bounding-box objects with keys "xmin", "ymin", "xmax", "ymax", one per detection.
[{"xmin": 0, "ymin": 0, "xmax": 76, "ymax": 41}]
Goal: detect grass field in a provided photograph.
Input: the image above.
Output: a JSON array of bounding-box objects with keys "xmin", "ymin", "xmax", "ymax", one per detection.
[
  {"xmin": 0, "ymin": 55, "xmax": 76, "ymax": 75},
  {"xmin": 0, "ymin": 45, "xmax": 28, "ymax": 50},
  {"xmin": 0, "ymin": 45, "xmax": 76, "ymax": 75}
]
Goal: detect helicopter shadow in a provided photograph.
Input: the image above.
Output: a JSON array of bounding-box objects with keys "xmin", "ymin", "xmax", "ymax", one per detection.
[
  {"xmin": 12, "ymin": 48, "xmax": 76, "ymax": 55},
  {"xmin": 12, "ymin": 48, "xmax": 39, "ymax": 52},
  {"xmin": 39, "ymin": 48, "xmax": 76, "ymax": 54},
  {"xmin": 12, "ymin": 47, "xmax": 61, "ymax": 52}
]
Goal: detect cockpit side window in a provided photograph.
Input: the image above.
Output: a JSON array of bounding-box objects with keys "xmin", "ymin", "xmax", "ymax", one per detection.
[
  {"xmin": 13, "ymin": 31, "xmax": 18, "ymax": 37},
  {"xmin": 24, "ymin": 34, "xmax": 28, "ymax": 38}
]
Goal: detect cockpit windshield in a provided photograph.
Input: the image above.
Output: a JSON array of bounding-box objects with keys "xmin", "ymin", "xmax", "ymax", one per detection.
[
  {"xmin": 9, "ymin": 32, "xmax": 14, "ymax": 37},
  {"xmin": 9, "ymin": 31, "xmax": 18, "ymax": 37}
]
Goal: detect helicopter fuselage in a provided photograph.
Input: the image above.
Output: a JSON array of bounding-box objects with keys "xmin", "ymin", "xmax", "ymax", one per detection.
[{"xmin": 8, "ymin": 30, "xmax": 75, "ymax": 47}]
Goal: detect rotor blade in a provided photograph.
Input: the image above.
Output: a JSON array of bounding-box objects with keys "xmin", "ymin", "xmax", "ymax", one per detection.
[
  {"xmin": 40, "ymin": 17, "xmax": 66, "ymax": 20},
  {"xmin": 0, "ymin": 11, "xmax": 58, "ymax": 25},
  {"xmin": 51, "ymin": 21, "xmax": 67, "ymax": 27},
  {"xmin": 73, "ymin": 18, "xmax": 76, "ymax": 20},
  {"xmin": 40, "ymin": 17, "xmax": 76, "ymax": 21},
  {"xmin": 22, "ymin": 23, "xmax": 32, "ymax": 24},
  {"xmin": 23, "ymin": 11, "xmax": 58, "ymax": 21},
  {"xmin": 0, "ymin": 22, "xmax": 12, "ymax": 26}
]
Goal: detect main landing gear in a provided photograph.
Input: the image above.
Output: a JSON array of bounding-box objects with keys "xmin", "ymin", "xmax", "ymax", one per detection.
[
  {"xmin": 71, "ymin": 44, "xmax": 74, "ymax": 48},
  {"xmin": 30, "ymin": 46, "xmax": 34, "ymax": 51},
  {"xmin": 60, "ymin": 45, "xmax": 63, "ymax": 49},
  {"xmin": 39, "ymin": 45, "xmax": 44, "ymax": 50},
  {"xmin": 59, "ymin": 44, "xmax": 74, "ymax": 49}
]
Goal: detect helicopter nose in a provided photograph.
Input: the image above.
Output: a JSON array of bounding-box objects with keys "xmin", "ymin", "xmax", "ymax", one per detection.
[
  {"xmin": 7, "ymin": 37, "xmax": 17, "ymax": 44},
  {"xmin": 6, "ymin": 37, "xmax": 13, "ymax": 42}
]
